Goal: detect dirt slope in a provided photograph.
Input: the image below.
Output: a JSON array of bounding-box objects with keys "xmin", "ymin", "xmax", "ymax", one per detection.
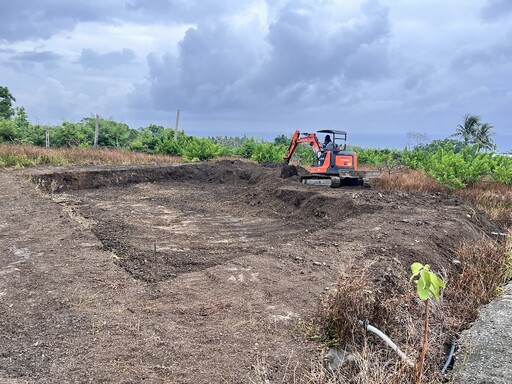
[{"xmin": 0, "ymin": 161, "xmax": 499, "ymax": 383}]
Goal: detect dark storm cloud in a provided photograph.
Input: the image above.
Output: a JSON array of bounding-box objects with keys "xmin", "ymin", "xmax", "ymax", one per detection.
[
  {"xmin": 139, "ymin": 0, "xmax": 391, "ymax": 112},
  {"xmin": 78, "ymin": 48, "xmax": 137, "ymax": 69},
  {"xmin": 481, "ymin": 0, "xmax": 512, "ymax": 21},
  {"xmin": 140, "ymin": 21, "xmax": 265, "ymax": 111},
  {"xmin": 0, "ymin": 1, "xmax": 113, "ymax": 42}
]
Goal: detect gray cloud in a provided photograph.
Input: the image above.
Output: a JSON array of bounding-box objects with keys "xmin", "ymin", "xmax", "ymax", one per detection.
[
  {"xmin": 0, "ymin": 1, "xmax": 114, "ymax": 42},
  {"xmin": 137, "ymin": 0, "xmax": 392, "ymax": 113},
  {"xmin": 2, "ymin": 49, "xmax": 62, "ymax": 70},
  {"xmin": 138, "ymin": 20, "xmax": 266, "ymax": 111},
  {"xmin": 259, "ymin": 1, "xmax": 390, "ymax": 86},
  {"xmin": 78, "ymin": 48, "xmax": 137, "ymax": 69},
  {"xmin": 452, "ymin": 39, "xmax": 512, "ymax": 70},
  {"xmin": 12, "ymin": 50, "xmax": 62, "ymax": 63},
  {"xmin": 481, "ymin": 0, "xmax": 512, "ymax": 21},
  {"xmin": 125, "ymin": 0, "xmax": 246, "ymax": 23}
]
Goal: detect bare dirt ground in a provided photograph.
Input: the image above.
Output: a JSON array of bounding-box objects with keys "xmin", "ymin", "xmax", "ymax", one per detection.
[{"xmin": 0, "ymin": 161, "xmax": 500, "ymax": 383}]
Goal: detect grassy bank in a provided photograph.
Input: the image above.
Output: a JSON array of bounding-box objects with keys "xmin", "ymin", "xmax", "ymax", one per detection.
[{"xmin": 0, "ymin": 144, "xmax": 180, "ymax": 167}]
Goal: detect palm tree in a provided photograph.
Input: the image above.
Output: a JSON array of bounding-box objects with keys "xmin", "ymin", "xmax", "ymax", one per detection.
[
  {"xmin": 452, "ymin": 114, "xmax": 496, "ymax": 152},
  {"xmin": 453, "ymin": 114, "xmax": 481, "ymax": 145},
  {"xmin": 474, "ymin": 122, "xmax": 496, "ymax": 152}
]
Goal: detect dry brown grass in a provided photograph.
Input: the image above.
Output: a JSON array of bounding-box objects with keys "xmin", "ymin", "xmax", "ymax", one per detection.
[
  {"xmin": 373, "ymin": 169, "xmax": 512, "ymax": 228},
  {"xmin": 0, "ymin": 144, "xmax": 181, "ymax": 167},
  {"xmin": 317, "ymin": 259, "xmax": 449, "ymax": 384},
  {"xmin": 446, "ymin": 237, "xmax": 511, "ymax": 330},
  {"xmin": 455, "ymin": 182, "xmax": 512, "ymax": 228},
  {"xmin": 319, "ymin": 231, "xmax": 511, "ymax": 383},
  {"xmin": 372, "ymin": 169, "xmax": 447, "ymax": 194}
]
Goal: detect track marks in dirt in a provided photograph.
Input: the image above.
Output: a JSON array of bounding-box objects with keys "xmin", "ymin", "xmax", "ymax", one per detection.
[{"xmin": 66, "ymin": 182, "xmax": 306, "ymax": 282}]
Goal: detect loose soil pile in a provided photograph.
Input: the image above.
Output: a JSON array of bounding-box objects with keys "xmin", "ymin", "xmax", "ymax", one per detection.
[{"xmin": 0, "ymin": 161, "xmax": 500, "ymax": 383}]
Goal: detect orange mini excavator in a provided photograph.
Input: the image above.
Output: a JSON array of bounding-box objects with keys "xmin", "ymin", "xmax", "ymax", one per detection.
[{"xmin": 283, "ymin": 129, "xmax": 379, "ymax": 187}]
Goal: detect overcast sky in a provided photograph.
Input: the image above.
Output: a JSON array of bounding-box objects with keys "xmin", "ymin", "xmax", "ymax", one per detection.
[{"xmin": 1, "ymin": 0, "xmax": 511, "ymax": 150}]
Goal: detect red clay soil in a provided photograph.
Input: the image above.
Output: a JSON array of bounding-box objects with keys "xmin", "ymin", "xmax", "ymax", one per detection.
[{"xmin": 0, "ymin": 161, "xmax": 500, "ymax": 383}]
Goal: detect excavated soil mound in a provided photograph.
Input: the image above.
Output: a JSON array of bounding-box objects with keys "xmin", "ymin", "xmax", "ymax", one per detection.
[{"xmin": 0, "ymin": 161, "xmax": 501, "ymax": 383}]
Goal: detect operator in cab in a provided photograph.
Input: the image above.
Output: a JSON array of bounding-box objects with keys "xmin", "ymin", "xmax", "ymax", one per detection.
[{"xmin": 323, "ymin": 134, "xmax": 337, "ymax": 150}]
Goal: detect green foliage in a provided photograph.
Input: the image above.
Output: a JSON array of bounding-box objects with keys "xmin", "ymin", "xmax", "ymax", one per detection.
[
  {"xmin": 18, "ymin": 124, "xmax": 48, "ymax": 146},
  {"xmin": 273, "ymin": 134, "xmax": 290, "ymax": 146},
  {"xmin": 490, "ymin": 155, "xmax": 512, "ymax": 185},
  {"xmin": 294, "ymin": 144, "xmax": 315, "ymax": 165},
  {"xmin": 410, "ymin": 263, "xmax": 446, "ymax": 301},
  {"xmin": 181, "ymin": 137, "xmax": 220, "ymax": 162},
  {"xmin": 79, "ymin": 117, "xmax": 133, "ymax": 148},
  {"xmin": 407, "ymin": 146, "xmax": 492, "ymax": 189},
  {"xmin": 251, "ymin": 142, "xmax": 287, "ymax": 164},
  {"xmin": 415, "ymin": 138, "xmax": 466, "ymax": 154},
  {"xmin": 237, "ymin": 138, "xmax": 258, "ymax": 158},
  {"xmin": 0, "ymin": 118, "xmax": 17, "ymax": 142},
  {"xmin": 130, "ymin": 125, "xmax": 185, "ymax": 155},
  {"xmin": 0, "ymin": 86, "xmax": 16, "ymax": 119},
  {"xmin": 208, "ymin": 135, "xmax": 249, "ymax": 148},
  {"xmin": 217, "ymin": 145, "xmax": 235, "ymax": 157},
  {"xmin": 356, "ymin": 147, "xmax": 403, "ymax": 170},
  {"xmin": 155, "ymin": 130, "xmax": 189, "ymax": 156},
  {"xmin": 51, "ymin": 121, "xmax": 94, "ymax": 147}
]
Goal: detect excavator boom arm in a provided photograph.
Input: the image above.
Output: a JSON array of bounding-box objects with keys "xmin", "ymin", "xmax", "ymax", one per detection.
[{"xmin": 283, "ymin": 130, "xmax": 322, "ymax": 164}]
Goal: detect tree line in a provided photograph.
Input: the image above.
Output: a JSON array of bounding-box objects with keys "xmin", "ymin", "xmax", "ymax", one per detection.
[{"xmin": 1, "ymin": 85, "xmax": 510, "ymax": 187}]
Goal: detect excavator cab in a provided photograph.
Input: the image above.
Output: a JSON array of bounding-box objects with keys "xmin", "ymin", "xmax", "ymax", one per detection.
[
  {"xmin": 311, "ymin": 129, "xmax": 357, "ymax": 175},
  {"xmin": 319, "ymin": 129, "xmax": 347, "ymax": 152}
]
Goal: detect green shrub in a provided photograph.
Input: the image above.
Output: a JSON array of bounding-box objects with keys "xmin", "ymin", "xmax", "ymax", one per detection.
[
  {"xmin": 251, "ymin": 143, "xmax": 286, "ymax": 164},
  {"xmin": 490, "ymin": 155, "xmax": 512, "ymax": 185},
  {"xmin": 181, "ymin": 137, "xmax": 220, "ymax": 162},
  {"xmin": 236, "ymin": 138, "xmax": 258, "ymax": 158}
]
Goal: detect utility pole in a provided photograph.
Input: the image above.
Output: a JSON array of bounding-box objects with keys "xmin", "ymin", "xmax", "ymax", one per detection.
[
  {"xmin": 94, "ymin": 114, "xmax": 99, "ymax": 147},
  {"xmin": 175, "ymin": 109, "xmax": 180, "ymax": 131},
  {"xmin": 45, "ymin": 126, "xmax": 49, "ymax": 148}
]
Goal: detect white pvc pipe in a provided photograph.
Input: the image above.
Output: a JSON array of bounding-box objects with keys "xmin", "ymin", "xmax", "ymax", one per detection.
[{"xmin": 359, "ymin": 320, "xmax": 415, "ymax": 367}]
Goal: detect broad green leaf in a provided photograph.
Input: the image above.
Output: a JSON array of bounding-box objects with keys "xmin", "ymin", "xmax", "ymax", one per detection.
[
  {"xmin": 411, "ymin": 262, "xmax": 423, "ymax": 276},
  {"xmin": 429, "ymin": 285, "xmax": 440, "ymax": 300},
  {"xmin": 416, "ymin": 279, "xmax": 430, "ymax": 300},
  {"xmin": 428, "ymin": 271, "xmax": 439, "ymax": 290},
  {"xmin": 411, "ymin": 262, "xmax": 446, "ymax": 302},
  {"xmin": 420, "ymin": 270, "xmax": 431, "ymax": 286}
]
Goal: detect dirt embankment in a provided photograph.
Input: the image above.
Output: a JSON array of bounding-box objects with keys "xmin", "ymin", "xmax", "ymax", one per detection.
[{"xmin": 0, "ymin": 161, "xmax": 501, "ymax": 383}]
